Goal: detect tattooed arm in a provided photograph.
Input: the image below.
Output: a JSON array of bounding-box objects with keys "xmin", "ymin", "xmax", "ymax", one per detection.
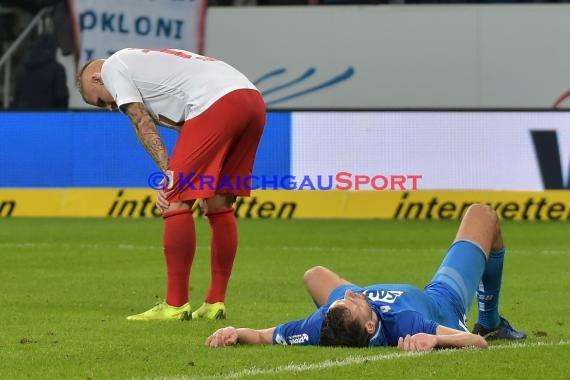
[{"xmin": 122, "ymin": 102, "xmax": 169, "ymax": 171}]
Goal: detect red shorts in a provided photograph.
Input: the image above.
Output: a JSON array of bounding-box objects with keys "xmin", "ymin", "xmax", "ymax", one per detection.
[{"xmin": 166, "ymin": 89, "xmax": 266, "ymax": 201}]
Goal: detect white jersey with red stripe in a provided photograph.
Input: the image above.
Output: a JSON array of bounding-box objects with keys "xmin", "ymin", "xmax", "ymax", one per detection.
[{"xmin": 101, "ymin": 48, "xmax": 258, "ymax": 127}]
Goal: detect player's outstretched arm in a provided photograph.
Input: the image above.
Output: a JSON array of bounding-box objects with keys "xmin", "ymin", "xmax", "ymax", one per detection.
[
  {"xmin": 206, "ymin": 326, "xmax": 276, "ymax": 347},
  {"xmin": 123, "ymin": 102, "xmax": 169, "ymax": 171},
  {"xmin": 398, "ymin": 325, "xmax": 488, "ymax": 352}
]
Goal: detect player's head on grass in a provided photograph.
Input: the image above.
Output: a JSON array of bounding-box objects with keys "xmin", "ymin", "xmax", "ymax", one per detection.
[{"xmin": 320, "ymin": 290, "xmax": 377, "ymax": 347}]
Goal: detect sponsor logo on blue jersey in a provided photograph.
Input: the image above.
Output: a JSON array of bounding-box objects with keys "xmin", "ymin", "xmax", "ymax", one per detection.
[
  {"xmin": 365, "ymin": 290, "xmax": 404, "ymax": 304},
  {"xmin": 288, "ymin": 333, "xmax": 310, "ymax": 345}
]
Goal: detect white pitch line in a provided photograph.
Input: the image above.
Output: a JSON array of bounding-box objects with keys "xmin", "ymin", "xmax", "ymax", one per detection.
[
  {"xmin": 0, "ymin": 242, "xmax": 436, "ymax": 254},
  {"xmin": 151, "ymin": 340, "xmax": 569, "ymax": 380},
  {"xmin": 2, "ymin": 242, "xmax": 568, "ymax": 258},
  {"xmin": 0, "ymin": 242, "xmax": 162, "ymax": 251}
]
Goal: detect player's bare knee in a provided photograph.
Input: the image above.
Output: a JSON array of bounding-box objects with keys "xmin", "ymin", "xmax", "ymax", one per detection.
[
  {"xmin": 456, "ymin": 204, "xmax": 499, "ymax": 255},
  {"xmin": 493, "ymin": 211, "xmax": 501, "ymax": 231},
  {"xmin": 464, "ymin": 203, "xmax": 488, "ymax": 215},
  {"xmin": 483, "ymin": 205, "xmax": 499, "ymax": 230},
  {"xmin": 205, "ymin": 194, "xmax": 235, "ymax": 213},
  {"xmin": 465, "ymin": 204, "xmax": 497, "ymax": 223}
]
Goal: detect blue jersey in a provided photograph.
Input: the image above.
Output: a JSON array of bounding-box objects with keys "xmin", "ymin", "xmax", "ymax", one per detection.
[{"xmin": 272, "ymin": 284, "xmax": 441, "ymax": 347}]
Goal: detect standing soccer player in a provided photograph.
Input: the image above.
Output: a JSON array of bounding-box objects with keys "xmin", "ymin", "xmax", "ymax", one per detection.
[{"xmin": 77, "ymin": 48, "xmax": 266, "ymax": 321}]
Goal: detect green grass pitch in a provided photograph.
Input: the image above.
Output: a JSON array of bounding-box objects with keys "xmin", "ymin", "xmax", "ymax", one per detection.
[{"xmin": 0, "ymin": 218, "xmax": 568, "ymax": 379}]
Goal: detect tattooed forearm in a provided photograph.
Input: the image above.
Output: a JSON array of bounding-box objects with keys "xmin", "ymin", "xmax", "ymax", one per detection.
[{"xmin": 124, "ymin": 102, "xmax": 169, "ymax": 171}]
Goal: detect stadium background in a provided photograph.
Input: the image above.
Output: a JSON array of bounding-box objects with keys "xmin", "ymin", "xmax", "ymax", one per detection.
[
  {"xmin": 2, "ymin": 110, "xmax": 570, "ymax": 219},
  {"xmin": 1, "ymin": 2, "xmax": 570, "ymax": 379},
  {"xmin": 2, "ymin": 2, "xmax": 570, "ymax": 221}
]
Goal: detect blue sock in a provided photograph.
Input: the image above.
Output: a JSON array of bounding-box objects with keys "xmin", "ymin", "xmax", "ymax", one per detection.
[{"xmin": 476, "ymin": 248, "xmax": 504, "ymax": 330}]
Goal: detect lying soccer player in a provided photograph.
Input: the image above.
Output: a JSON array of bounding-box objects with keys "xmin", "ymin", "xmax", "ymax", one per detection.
[{"xmin": 206, "ymin": 204, "xmax": 526, "ymax": 351}]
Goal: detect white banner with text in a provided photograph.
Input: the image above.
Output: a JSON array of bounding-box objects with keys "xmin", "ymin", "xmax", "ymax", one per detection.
[
  {"xmin": 70, "ymin": 0, "xmax": 207, "ymax": 67},
  {"xmin": 291, "ymin": 111, "xmax": 570, "ymax": 190}
]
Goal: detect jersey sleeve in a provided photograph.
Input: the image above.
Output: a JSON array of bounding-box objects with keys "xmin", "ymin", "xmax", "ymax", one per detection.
[
  {"xmin": 272, "ymin": 308, "xmax": 327, "ymax": 346},
  {"xmin": 393, "ymin": 311, "xmax": 438, "ymax": 339},
  {"xmin": 101, "ymin": 55, "xmax": 143, "ymax": 109}
]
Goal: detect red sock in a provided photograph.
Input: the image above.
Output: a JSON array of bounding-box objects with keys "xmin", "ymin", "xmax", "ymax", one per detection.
[
  {"xmin": 162, "ymin": 209, "xmax": 196, "ymax": 307},
  {"xmin": 205, "ymin": 208, "xmax": 237, "ymax": 303}
]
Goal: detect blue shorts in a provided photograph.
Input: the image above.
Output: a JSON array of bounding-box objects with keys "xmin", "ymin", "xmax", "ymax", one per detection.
[{"xmin": 424, "ymin": 240, "xmax": 486, "ymax": 329}]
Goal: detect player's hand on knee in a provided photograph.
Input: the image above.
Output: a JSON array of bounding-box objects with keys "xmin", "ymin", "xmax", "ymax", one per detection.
[
  {"xmin": 155, "ymin": 189, "xmax": 170, "ymax": 213},
  {"xmin": 206, "ymin": 327, "xmax": 238, "ymax": 348}
]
